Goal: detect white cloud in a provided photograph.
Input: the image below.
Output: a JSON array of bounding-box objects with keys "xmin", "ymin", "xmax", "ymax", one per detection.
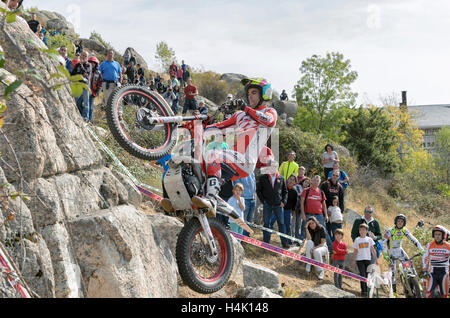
[{"xmin": 24, "ymin": 0, "xmax": 450, "ymax": 105}]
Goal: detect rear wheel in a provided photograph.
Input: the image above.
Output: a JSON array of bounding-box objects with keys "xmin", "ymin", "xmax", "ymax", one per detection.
[
  {"xmin": 106, "ymin": 85, "xmax": 177, "ymax": 160},
  {"xmin": 409, "ymin": 277, "xmax": 422, "ymax": 298},
  {"xmin": 176, "ymin": 217, "xmax": 234, "ymax": 294}
]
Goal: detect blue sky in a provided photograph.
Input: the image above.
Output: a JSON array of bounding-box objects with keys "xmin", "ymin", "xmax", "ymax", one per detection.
[{"xmin": 25, "ymin": 0, "xmax": 450, "ymax": 106}]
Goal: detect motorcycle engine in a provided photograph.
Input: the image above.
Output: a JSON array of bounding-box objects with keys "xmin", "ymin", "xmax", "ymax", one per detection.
[{"xmin": 181, "ymin": 163, "xmax": 202, "ymax": 198}]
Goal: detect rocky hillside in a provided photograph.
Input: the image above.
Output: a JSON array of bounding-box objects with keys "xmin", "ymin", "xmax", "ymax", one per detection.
[{"xmin": 0, "ymin": 7, "xmax": 179, "ymax": 298}]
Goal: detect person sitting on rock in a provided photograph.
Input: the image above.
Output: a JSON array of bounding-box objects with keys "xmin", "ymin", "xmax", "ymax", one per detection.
[
  {"xmin": 280, "ymin": 89, "xmax": 288, "ymax": 101},
  {"xmin": 2, "ymin": 0, "xmax": 22, "ymax": 10}
]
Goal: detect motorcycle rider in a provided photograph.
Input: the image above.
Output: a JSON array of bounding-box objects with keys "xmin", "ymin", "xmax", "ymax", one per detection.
[
  {"xmin": 381, "ymin": 214, "xmax": 424, "ymax": 297},
  {"xmin": 422, "ymin": 225, "xmax": 450, "ymax": 298},
  {"xmin": 160, "ymin": 78, "xmax": 277, "ymax": 223}
]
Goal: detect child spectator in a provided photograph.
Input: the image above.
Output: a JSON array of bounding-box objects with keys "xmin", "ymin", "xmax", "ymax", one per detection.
[
  {"xmin": 332, "ymin": 229, "xmax": 347, "ymax": 289},
  {"xmin": 352, "ymin": 223, "xmax": 378, "ymax": 297},
  {"xmin": 328, "ymin": 195, "xmax": 343, "ymax": 241},
  {"xmin": 227, "ymin": 183, "xmax": 246, "ymax": 235}
]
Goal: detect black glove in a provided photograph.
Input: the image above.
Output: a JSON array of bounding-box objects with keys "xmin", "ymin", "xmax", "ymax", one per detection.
[{"xmin": 232, "ymin": 99, "xmax": 247, "ymax": 111}]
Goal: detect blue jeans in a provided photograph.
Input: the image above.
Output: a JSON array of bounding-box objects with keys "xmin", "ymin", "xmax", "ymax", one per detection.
[
  {"xmin": 302, "ymin": 213, "xmax": 333, "ymax": 251},
  {"xmin": 262, "ymin": 203, "xmax": 286, "ymax": 245},
  {"xmin": 243, "ymin": 198, "xmax": 255, "ymax": 236},
  {"xmin": 182, "ymin": 98, "xmax": 198, "ymax": 114},
  {"xmin": 76, "ymin": 88, "xmax": 90, "ymax": 121},
  {"xmin": 88, "ymin": 95, "xmax": 96, "ymax": 122},
  {"xmin": 269, "ymin": 209, "xmax": 292, "ymax": 244}
]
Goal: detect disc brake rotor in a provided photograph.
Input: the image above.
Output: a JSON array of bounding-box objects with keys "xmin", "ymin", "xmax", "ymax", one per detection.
[{"xmin": 135, "ymin": 107, "xmax": 158, "ymax": 130}]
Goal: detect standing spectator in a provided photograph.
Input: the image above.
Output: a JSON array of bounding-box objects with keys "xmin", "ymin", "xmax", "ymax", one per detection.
[
  {"xmin": 279, "ymin": 151, "xmax": 299, "ymax": 180},
  {"xmin": 327, "ymin": 162, "xmax": 349, "ymax": 192},
  {"xmin": 280, "ymin": 89, "xmax": 288, "ymax": 101},
  {"xmin": 137, "ymin": 64, "xmax": 146, "ymax": 86},
  {"xmin": 128, "ymin": 53, "xmax": 136, "ymax": 67},
  {"xmin": 197, "ymin": 99, "xmax": 208, "ymax": 115},
  {"xmin": 123, "ymin": 50, "xmax": 130, "ymax": 67},
  {"xmin": 177, "ymin": 67, "xmax": 184, "ymax": 88},
  {"xmin": 305, "ymin": 216, "xmax": 328, "ymax": 280},
  {"xmin": 321, "ymin": 170, "xmax": 345, "ymax": 244},
  {"xmin": 351, "ymin": 223, "xmax": 378, "ymax": 297},
  {"xmin": 88, "ymin": 55, "xmax": 102, "ymax": 124},
  {"xmin": 321, "ymin": 143, "xmax": 339, "ymax": 179},
  {"xmin": 58, "ymin": 46, "xmax": 73, "ymax": 73},
  {"xmin": 72, "ymin": 53, "xmax": 80, "ymax": 70},
  {"xmin": 149, "ymin": 80, "xmax": 156, "ymax": 91},
  {"xmin": 351, "ymin": 205, "xmax": 382, "ymax": 263},
  {"xmin": 256, "ymin": 164, "xmax": 288, "ymax": 247},
  {"xmin": 75, "ymin": 40, "xmax": 83, "ymax": 55},
  {"xmin": 154, "ymin": 73, "xmax": 161, "ymax": 84},
  {"xmin": 27, "ymin": 13, "xmax": 40, "ymax": 32},
  {"xmin": 295, "ymin": 177, "xmax": 310, "ymax": 243},
  {"xmin": 283, "ymin": 174, "xmax": 300, "ymax": 246},
  {"xmin": 163, "ymin": 86, "xmax": 176, "ymax": 109},
  {"xmin": 126, "ymin": 61, "xmax": 136, "ymax": 84},
  {"xmin": 171, "ymin": 85, "xmax": 180, "ymax": 114},
  {"xmin": 181, "ymin": 59, "xmax": 187, "ymax": 72},
  {"xmin": 332, "ymin": 229, "xmax": 347, "ymax": 289},
  {"xmin": 182, "ymin": 67, "xmax": 191, "ymax": 89},
  {"xmin": 169, "ymin": 61, "xmax": 177, "ymax": 78},
  {"xmin": 227, "ymin": 183, "xmax": 246, "ymax": 235},
  {"xmin": 297, "ymin": 166, "xmax": 307, "ymax": 184},
  {"xmin": 327, "ymin": 196, "xmax": 343, "ymax": 241},
  {"xmin": 207, "ymin": 134, "xmax": 229, "ymax": 151},
  {"xmin": 71, "ymin": 51, "xmax": 92, "ymax": 122},
  {"xmin": 99, "ymin": 50, "xmax": 122, "ymax": 108},
  {"xmin": 169, "ymin": 74, "xmax": 179, "ymax": 88},
  {"xmin": 234, "ymin": 172, "xmax": 256, "ymax": 237},
  {"xmin": 300, "ymin": 175, "xmax": 331, "ymax": 250},
  {"xmin": 182, "ymin": 78, "xmax": 198, "ymax": 115}
]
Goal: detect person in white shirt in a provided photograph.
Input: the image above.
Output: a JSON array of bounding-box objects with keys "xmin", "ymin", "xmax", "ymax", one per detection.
[
  {"xmin": 352, "ymin": 223, "xmax": 378, "ymax": 297},
  {"xmin": 327, "ymin": 196, "xmax": 343, "ymax": 241}
]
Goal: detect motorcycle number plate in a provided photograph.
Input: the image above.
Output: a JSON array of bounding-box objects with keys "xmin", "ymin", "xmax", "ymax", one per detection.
[
  {"xmin": 402, "ymin": 261, "xmax": 412, "ymax": 269},
  {"xmin": 164, "ymin": 166, "xmax": 193, "ymax": 211}
]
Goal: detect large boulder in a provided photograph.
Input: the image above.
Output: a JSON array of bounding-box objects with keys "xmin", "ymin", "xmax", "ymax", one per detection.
[
  {"xmin": 243, "ymin": 260, "xmax": 280, "ymax": 291},
  {"xmin": 124, "ymin": 47, "xmax": 149, "ymax": 70},
  {"xmin": 69, "ymin": 205, "xmax": 178, "ymax": 297},
  {"xmin": 220, "ymin": 73, "xmax": 246, "ymax": 85},
  {"xmin": 79, "ymin": 38, "xmax": 107, "ymax": 55},
  {"xmin": 299, "ymin": 284, "xmax": 356, "ymax": 298},
  {"xmin": 272, "ymin": 100, "xmax": 298, "ymax": 119}
]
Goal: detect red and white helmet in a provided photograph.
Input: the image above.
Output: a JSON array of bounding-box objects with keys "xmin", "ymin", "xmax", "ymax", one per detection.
[{"xmin": 432, "ymin": 225, "xmax": 448, "ymax": 241}]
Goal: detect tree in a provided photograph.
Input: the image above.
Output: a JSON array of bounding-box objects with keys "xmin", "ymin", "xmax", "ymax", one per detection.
[
  {"xmin": 434, "ymin": 126, "xmax": 450, "ymax": 185},
  {"xmin": 294, "ymin": 52, "xmax": 358, "ymax": 134},
  {"xmin": 154, "ymin": 41, "xmax": 176, "ymax": 73},
  {"xmin": 342, "ymin": 106, "xmax": 400, "ymax": 175}
]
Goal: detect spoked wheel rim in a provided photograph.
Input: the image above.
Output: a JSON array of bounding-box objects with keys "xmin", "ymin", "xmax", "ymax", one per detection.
[
  {"xmin": 189, "ymin": 227, "xmax": 228, "ymax": 283},
  {"xmin": 114, "ymin": 89, "xmax": 172, "ymax": 154}
]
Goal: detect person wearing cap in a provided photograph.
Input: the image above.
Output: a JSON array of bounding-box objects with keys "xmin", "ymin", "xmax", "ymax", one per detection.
[
  {"xmin": 88, "ymin": 55, "xmax": 102, "ymax": 124},
  {"xmin": 351, "ymin": 205, "xmax": 382, "ymax": 264}
]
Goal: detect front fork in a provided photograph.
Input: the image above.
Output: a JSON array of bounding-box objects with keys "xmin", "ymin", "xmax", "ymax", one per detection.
[{"xmin": 196, "ymin": 213, "xmax": 218, "ymax": 258}]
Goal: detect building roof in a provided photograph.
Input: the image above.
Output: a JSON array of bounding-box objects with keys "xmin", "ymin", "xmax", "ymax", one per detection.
[{"xmin": 408, "ymin": 104, "xmax": 450, "ymax": 129}]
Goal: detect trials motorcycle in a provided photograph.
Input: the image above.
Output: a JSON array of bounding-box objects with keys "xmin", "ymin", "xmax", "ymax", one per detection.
[{"xmin": 105, "ymin": 84, "xmax": 252, "ymax": 294}]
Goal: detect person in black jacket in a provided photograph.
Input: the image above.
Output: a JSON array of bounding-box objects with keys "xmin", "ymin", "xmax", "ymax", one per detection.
[
  {"xmin": 71, "ymin": 51, "xmax": 92, "ymax": 122},
  {"xmin": 256, "ymin": 165, "xmax": 288, "ymax": 246},
  {"xmin": 320, "ymin": 170, "xmax": 344, "ymax": 251}
]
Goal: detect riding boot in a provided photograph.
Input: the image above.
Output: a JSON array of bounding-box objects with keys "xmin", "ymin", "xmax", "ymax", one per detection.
[{"xmin": 191, "ymin": 177, "xmax": 220, "ymax": 218}]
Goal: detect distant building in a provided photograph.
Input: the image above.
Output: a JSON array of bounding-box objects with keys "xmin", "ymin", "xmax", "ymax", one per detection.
[{"xmin": 408, "ymin": 104, "xmax": 450, "ymax": 151}]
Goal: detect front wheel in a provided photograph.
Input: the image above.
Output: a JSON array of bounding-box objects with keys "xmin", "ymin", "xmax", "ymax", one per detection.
[
  {"xmin": 176, "ymin": 217, "xmax": 234, "ymax": 294},
  {"xmin": 409, "ymin": 277, "xmax": 422, "ymax": 298}
]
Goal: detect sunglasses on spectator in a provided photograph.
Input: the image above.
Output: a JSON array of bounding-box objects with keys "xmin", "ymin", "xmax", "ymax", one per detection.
[
  {"xmin": 332, "ymin": 174, "xmax": 339, "ymax": 177},
  {"xmin": 364, "ymin": 210, "xmax": 374, "ymax": 213}
]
